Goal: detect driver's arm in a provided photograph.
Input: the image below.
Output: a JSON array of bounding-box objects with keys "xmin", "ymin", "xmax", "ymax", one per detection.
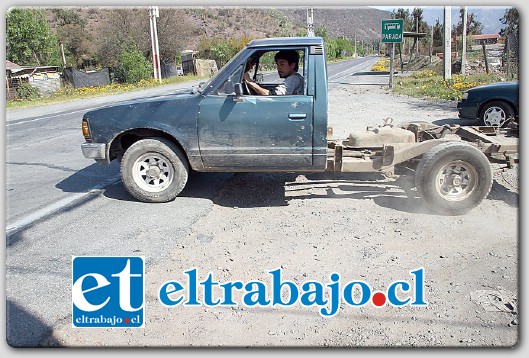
[{"xmin": 245, "ymin": 79, "xmax": 270, "ymax": 96}]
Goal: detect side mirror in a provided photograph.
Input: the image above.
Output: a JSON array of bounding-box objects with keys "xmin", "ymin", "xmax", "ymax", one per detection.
[
  {"xmin": 233, "ymin": 83, "xmax": 244, "ymax": 102},
  {"xmin": 234, "ymin": 83, "xmax": 243, "ymax": 96}
]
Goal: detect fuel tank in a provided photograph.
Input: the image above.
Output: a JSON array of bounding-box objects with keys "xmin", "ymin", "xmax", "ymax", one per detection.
[{"xmin": 347, "ymin": 125, "xmax": 416, "ymax": 148}]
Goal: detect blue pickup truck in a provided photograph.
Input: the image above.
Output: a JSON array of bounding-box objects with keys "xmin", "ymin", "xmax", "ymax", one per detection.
[{"xmin": 81, "ymin": 37, "xmax": 518, "ymax": 215}]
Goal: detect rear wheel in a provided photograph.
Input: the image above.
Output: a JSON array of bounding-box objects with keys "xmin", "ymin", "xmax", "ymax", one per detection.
[
  {"xmin": 415, "ymin": 142, "xmax": 492, "ymax": 215},
  {"xmin": 121, "ymin": 138, "xmax": 188, "ymax": 203}
]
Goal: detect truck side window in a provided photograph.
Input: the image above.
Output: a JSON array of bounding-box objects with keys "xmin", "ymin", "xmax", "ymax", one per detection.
[
  {"xmin": 244, "ymin": 49, "xmax": 306, "ymax": 96},
  {"xmin": 214, "ymin": 65, "xmax": 244, "ymax": 96}
]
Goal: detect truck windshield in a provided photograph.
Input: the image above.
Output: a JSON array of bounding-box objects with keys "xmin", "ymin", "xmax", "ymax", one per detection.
[{"xmin": 193, "ymin": 47, "xmax": 247, "ymax": 94}]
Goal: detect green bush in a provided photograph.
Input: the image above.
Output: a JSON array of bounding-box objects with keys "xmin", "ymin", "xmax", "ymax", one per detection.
[
  {"xmin": 16, "ymin": 82, "xmax": 40, "ymax": 100},
  {"xmin": 114, "ymin": 45, "xmax": 152, "ymax": 84}
]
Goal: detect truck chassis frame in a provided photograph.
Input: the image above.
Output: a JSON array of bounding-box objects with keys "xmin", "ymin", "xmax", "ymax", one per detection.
[{"xmin": 326, "ymin": 120, "xmax": 518, "ymax": 215}]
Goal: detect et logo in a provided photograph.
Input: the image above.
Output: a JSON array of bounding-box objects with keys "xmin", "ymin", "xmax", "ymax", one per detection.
[{"xmin": 72, "ymin": 256, "xmax": 144, "ymax": 328}]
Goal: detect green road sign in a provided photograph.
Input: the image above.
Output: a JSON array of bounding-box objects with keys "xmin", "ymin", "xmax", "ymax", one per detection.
[{"xmin": 381, "ymin": 19, "xmax": 404, "ymax": 43}]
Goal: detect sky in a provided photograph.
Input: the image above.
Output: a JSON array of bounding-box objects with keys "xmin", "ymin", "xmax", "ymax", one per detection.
[{"xmin": 368, "ymin": 6, "xmax": 511, "ymax": 34}]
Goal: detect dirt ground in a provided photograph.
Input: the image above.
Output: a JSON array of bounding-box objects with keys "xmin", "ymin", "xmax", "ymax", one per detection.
[{"xmin": 49, "ymin": 83, "xmax": 519, "ymax": 348}]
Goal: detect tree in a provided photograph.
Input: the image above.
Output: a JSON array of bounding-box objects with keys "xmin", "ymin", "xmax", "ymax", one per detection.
[
  {"xmin": 411, "ymin": 8, "xmax": 425, "ymax": 32},
  {"xmin": 114, "ymin": 44, "xmax": 152, "ymax": 83},
  {"xmin": 51, "ymin": 8, "xmax": 86, "ymax": 27},
  {"xmin": 315, "ymin": 24, "xmax": 328, "ymax": 40},
  {"xmin": 334, "ymin": 36, "xmax": 354, "ymax": 58},
  {"xmin": 500, "ymin": 7, "xmax": 519, "ymax": 76},
  {"xmin": 499, "ymin": 7, "xmax": 519, "ymax": 36},
  {"xmin": 453, "ymin": 9, "xmax": 483, "ymax": 37},
  {"xmin": 95, "ymin": 8, "xmax": 197, "ymax": 70},
  {"xmin": 268, "ymin": 8, "xmax": 297, "ymax": 37},
  {"xmin": 155, "ymin": 9, "xmax": 197, "ymax": 64},
  {"xmin": 95, "ymin": 8, "xmax": 151, "ymax": 68},
  {"xmin": 51, "ymin": 8, "xmax": 95, "ymax": 67},
  {"xmin": 57, "ymin": 24, "xmax": 96, "ymax": 67},
  {"xmin": 393, "ymin": 8, "xmax": 414, "ymax": 31},
  {"xmin": 6, "ymin": 8, "xmax": 61, "ymax": 66},
  {"xmin": 432, "ymin": 19, "xmax": 444, "ymax": 48},
  {"xmin": 197, "ymin": 35, "xmax": 252, "ymax": 68}
]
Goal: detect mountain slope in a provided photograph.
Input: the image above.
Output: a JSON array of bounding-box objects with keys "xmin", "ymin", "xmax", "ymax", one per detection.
[{"xmin": 279, "ymin": 7, "xmax": 391, "ymax": 40}]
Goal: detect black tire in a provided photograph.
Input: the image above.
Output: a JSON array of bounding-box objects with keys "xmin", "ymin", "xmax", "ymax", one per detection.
[
  {"xmin": 415, "ymin": 142, "xmax": 492, "ymax": 215},
  {"xmin": 121, "ymin": 138, "xmax": 189, "ymax": 203},
  {"xmin": 480, "ymin": 101, "xmax": 515, "ymax": 127}
]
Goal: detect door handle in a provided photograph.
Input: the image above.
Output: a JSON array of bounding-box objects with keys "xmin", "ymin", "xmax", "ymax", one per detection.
[{"xmin": 288, "ymin": 113, "xmax": 307, "ymax": 120}]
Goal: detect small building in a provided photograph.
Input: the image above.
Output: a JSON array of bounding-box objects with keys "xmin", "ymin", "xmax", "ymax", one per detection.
[
  {"xmin": 6, "ymin": 60, "xmax": 60, "ymax": 100},
  {"xmin": 181, "ymin": 50, "xmax": 218, "ymax": 77},
  {"xmin": 181, "ymin": 50, "xmax": 198, "ymax": 76},
  {"xmin": 470, "ymin": 34, "xmax": 500, "ymax": 45}
]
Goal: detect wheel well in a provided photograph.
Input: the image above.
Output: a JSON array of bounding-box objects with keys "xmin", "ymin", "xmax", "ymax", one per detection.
[
  {"xmin": 478, "ymin": 99, "xmax": 518, "ymax": 118},
  {"xmin": 109, "ymin": 128, "xmax": 186, "ymax": 162}
]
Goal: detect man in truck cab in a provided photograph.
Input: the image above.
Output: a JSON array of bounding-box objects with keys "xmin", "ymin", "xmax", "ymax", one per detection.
[{"xmin": 244, "ymin": 50, "xmax": 304, "ymax": 95}]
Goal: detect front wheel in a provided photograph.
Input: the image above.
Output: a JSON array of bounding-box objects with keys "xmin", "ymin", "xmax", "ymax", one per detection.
[
  {"xmin": 415, "ymin": 142, "xmax": 492, "ymax": 215},
  {"xmin": 121, "ymin": 138, "xmax": 189, "ymax": 203},
  {"xmin": 480, "ymin": 101, "xmax": 514, "ymax": 127}
]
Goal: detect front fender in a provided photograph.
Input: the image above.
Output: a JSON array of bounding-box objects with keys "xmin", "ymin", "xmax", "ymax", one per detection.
[{"xmin": 83, "ymin": 93, "xmax": 205, "ymax": 170}]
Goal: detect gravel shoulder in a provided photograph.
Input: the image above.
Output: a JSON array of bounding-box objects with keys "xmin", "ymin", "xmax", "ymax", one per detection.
[{"xmin": 48, "ymin": 81, "xmax": 519, "ymax": 348}]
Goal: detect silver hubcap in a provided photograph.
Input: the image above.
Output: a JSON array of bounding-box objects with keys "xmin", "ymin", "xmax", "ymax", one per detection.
[
  {"xmin": 483, "ymin": 106, "xmax": 507, "ymax": 127},
  {"xmin": 436, "ymin": 160, "xmax": 478, "ymax": 201},
  {"xmin": 132, "ymin": 154, "xmax": 174, "ymax": 192}
]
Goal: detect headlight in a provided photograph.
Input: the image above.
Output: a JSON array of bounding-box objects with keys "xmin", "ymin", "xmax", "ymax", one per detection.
[{"xmin": 462, "ymin": 92, "xmax": 468, "ymax": 100}]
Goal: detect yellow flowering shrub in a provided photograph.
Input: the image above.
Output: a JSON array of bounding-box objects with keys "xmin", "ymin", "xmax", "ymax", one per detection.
[{"xmin": 371, "ymin": 57, "xmax": 390, "ymax": 72}]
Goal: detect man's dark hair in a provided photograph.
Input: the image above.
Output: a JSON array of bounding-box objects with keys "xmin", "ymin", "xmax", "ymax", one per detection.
[{"xmin": 274, "ymin": 50, "xmax": 299, "ymax": 72}]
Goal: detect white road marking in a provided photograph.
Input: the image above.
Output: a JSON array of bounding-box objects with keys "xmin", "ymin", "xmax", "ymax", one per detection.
[{"xmin": 6, "ymin": 176, "xmax": 121, "ymax": 236}]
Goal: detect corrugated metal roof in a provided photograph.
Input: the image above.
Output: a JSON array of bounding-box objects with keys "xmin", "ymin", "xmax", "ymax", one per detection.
[
  {"xmin": 471, "ymin": 34, "xmax": 500, "ymax": 40},
  {"xmin": 6, "ymin": 60, "xmax": 21, "ymax": 69}
]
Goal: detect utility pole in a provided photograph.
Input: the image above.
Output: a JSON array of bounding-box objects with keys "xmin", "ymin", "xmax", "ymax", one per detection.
[
  {"xmin": 389, "ymin": 42, "xmax": 395, "ymax": 89},
  {"xmin": 361, "ymin": 39, "xmax": 364, "ymax": 56},
  {"xmin": 354, "ymin": 34, "xmax": 357, "ymax": 58},
  {"xmin": 59, "ymin": 41, "xmax": 67, "ymax": 67},
  {"xmin": 461, "ymin": 6, "xmax": 468, "ymax": 74},
  {"xmin": 443, "ymin": 6, "xmax": 452, "ymax": 80},
  {"xmin": 307, "ymin": 8, "xmax": 314, "ymax": 37},
  {"xmin": 429, "ymin": 25, "xmax": 433, "ymax": 63},
  {"xmin": 149, "ymin": 6, "xmax": 162, "ymax": 82}
]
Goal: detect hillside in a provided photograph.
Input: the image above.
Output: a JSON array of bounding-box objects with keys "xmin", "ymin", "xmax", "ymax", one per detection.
[
  {"xmin": 60, "ymin": 6, "xmax": 392, "ymax": 50},
  {"xmin": 280, "ymin": 7, "xmax": 392, "ymax": 40},
  {"xmin": 182, "ymin": 6, "xmax": 392, "ymax": 43}
]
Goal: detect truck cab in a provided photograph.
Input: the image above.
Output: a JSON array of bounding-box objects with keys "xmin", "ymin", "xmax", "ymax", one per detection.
[{"xmin": 195, "ymin": 37, "xmax": 328, "ymax": 171}]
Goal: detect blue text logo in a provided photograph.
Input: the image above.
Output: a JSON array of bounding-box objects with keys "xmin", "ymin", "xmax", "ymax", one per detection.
[{"xmin": 72, "ymin": 256, "xmax": 144, "ymax": 328}]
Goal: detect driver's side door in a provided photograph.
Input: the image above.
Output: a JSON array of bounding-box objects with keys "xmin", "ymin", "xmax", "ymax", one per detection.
[{"xmin": 197, "ymin": 52, "xmax": 314, "ymax": 170}]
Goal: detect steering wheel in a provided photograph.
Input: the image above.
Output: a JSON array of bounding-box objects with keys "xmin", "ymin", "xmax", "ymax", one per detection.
[
  {"xmin": 243, "ymin": 80, "xmax": 251, "ymax": 95},
  {"xmin": 243, "ymin": 80, "xmax": 258, "ymax": 96}
]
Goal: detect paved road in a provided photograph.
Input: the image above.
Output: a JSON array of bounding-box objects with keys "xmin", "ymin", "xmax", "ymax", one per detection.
[
  {"xmin": 5, "ymin": 80, "xmax": 202, "ymax": 230},
  {"xmin": 327, "ymin": 56, "xmax": 384, "ymax": 88}
]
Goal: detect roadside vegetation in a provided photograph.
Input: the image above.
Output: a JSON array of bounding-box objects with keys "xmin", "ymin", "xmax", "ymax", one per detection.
[
  {"xmin": 371, "ymin": 57, "xmax": 390, "ymax": 72},
  {"xmin": 392, "ymin": 70, "xmax": 508, "ymax": 101},
  {"xmin": 6, "ymin": 75, "xmax": 205, "ymax": 110},
  {"xmin": 8, "ymin": 57, "xmax": 511, "ymax": 110},
  {"xmin": 370, "ymin": 54, "xmax": 516, "ymax": 101}
]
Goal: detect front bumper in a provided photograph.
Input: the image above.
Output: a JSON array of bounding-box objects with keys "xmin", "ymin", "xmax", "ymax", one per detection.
[
  {"xmin": 457, "ymin": 100, "xmax": 478, "ymax": 119},
  {"xmin": 81, "ymin": 142, "xmax": 107, "ymax": 160}
]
